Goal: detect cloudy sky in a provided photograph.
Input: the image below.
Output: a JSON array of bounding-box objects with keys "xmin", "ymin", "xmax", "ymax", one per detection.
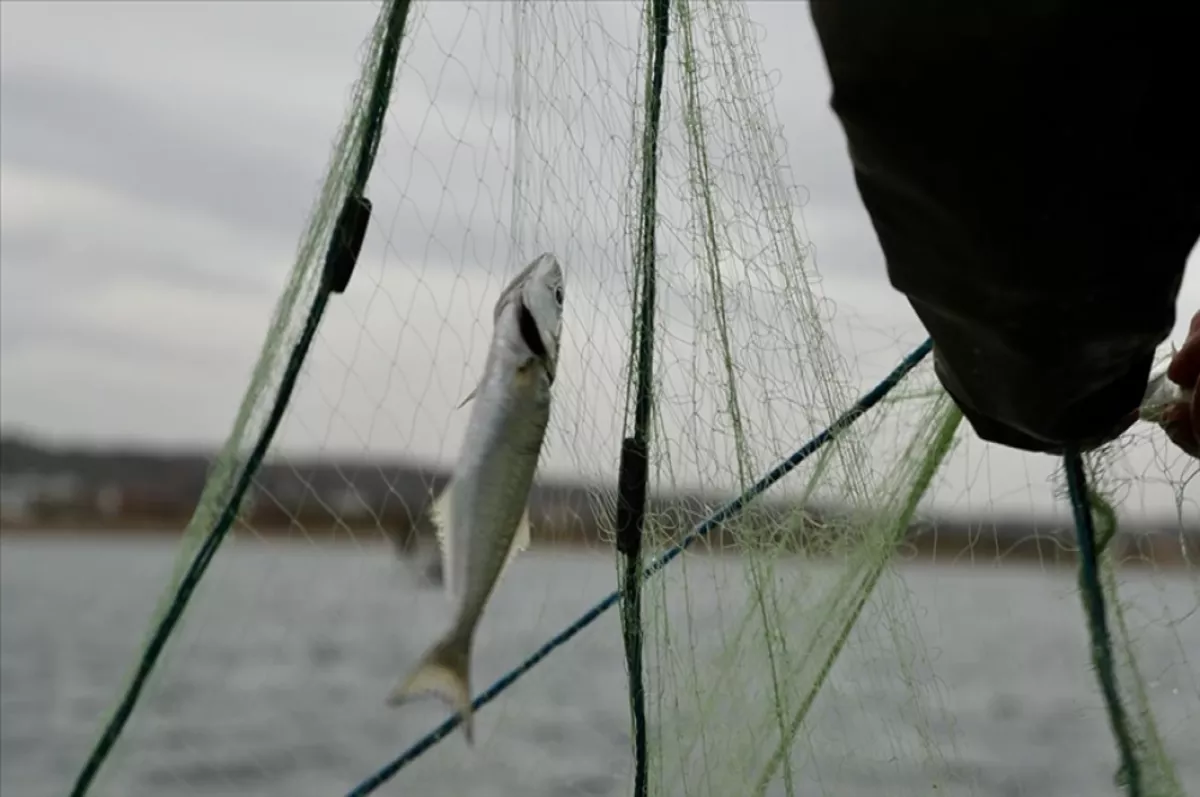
[{"xmin": 2, "ymin": 1, "xmax": 1197, "ymax": 520}]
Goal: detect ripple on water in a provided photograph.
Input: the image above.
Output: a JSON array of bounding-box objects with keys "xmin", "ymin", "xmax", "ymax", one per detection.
[{"xmin": 547, "ymin": 771, "xmax": 620, "ymax": 797}]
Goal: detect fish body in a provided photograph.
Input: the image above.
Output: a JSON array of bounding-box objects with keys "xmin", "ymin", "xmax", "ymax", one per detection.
[{"xmin": 387, "ymin": 252, "xmax": 566, "ymax": 744}]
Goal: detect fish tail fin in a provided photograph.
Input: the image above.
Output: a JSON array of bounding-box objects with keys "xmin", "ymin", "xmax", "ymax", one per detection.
[{"xmin": 386, "ymin": 632, "xmax": 475, "ymax": 744}]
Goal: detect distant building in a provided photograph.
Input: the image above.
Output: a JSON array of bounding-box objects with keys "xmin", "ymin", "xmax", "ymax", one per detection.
[
  {"xmin": 95, "ymin": 484, "xmax": 124, "ymax": 519},
  {"xmin": 0, "ymin": 472, "xmax": 83, "ymax": 522},
  {"xmin": 328, "ymin": 486, "xmax": 371, "ymax": 521},
  {"xmin": 0, "ymin": 479, "xmax": 33, "ymax": 523}
]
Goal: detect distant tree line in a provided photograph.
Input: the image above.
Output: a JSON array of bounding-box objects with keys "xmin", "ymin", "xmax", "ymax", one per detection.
[{"xmin": 1, "ymin": 432, "xmax": 1194, "ymax": 567}]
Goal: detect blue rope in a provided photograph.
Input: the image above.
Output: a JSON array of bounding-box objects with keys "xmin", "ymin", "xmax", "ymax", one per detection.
[
  {"xmin": 69, "ymin": 288, "xmax": 333, "ymax": 797},
  {"xmin": 1062, "ymin": 449, "xmax": 1142, "ymax": 797},
  {"xmin": 344, "ymin": 337, "xmax": 933, "ymax": 797}
]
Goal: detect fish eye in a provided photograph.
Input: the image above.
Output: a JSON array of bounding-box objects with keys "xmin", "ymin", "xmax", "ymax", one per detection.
[{"xmin": 553, "ymin": 285, "xmax": 564, "ymax": 305}]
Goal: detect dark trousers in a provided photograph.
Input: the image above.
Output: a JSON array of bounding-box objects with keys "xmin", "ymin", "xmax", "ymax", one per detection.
[{"xmin": 809, "ymin": 2, "xmax": 1200, "ymax": 452}]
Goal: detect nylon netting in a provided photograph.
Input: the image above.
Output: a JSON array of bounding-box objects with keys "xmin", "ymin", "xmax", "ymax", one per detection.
[{"xmin": 72, "ymin": 2, "xmax": 1199, "ymax": 797}]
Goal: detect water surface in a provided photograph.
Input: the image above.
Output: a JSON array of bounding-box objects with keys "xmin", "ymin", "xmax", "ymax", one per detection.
[{"xmin": 1, "ymin": 536, "xmax": 1197, "ymax": 797}]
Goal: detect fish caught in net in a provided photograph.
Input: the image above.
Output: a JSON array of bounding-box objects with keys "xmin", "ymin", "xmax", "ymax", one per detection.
[{"xmin": 64, "ymin": 2, "xmax": 1199, "ymax": 797}]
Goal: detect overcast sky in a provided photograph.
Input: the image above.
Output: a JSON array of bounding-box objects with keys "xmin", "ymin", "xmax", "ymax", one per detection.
[{"xmin": 2, "ymin": 1, "xmax": 1196, "ymax": 521}]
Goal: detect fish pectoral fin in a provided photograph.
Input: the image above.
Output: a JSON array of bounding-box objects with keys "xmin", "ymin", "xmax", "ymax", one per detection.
[
  {"xmin": 513, "ymin": 507, "xmax": 532, "ymax": 555},
  {"xmin": 429, "ymin": 483, "xmax": 456, "ymax": 601},
  {"xmin": 387, "ymin": 632, "xmax": 475, "ymax": 745}
]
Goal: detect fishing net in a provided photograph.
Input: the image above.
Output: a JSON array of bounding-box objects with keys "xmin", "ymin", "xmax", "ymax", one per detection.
[{"xmin": 67, "ymin": 1, "xmax": 1198, "ymax": 796}]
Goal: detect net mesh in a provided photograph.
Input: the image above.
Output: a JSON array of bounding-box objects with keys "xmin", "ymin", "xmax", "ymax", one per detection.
[{"xmin": 75, "ymin": 1, "xmax": 1199, "ymax": 796}]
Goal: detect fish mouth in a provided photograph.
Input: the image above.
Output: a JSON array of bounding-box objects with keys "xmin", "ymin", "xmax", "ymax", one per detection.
[{"xmin": 533, "ymin": 251, "xmax": 561, "ymax": 275}]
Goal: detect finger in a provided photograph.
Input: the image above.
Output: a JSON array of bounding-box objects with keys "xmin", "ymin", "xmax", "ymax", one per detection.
[
  {"xmin": 1162, "ymin": 402, "xmax": 1200, "ymax": 460},
  {"xmin": 1167, "ymin": 311, "xmax": 1200, "ymax": 386},
  {"xmin": 1192, "ymin": 370, "xmax": 1199, "ymax": 441}
]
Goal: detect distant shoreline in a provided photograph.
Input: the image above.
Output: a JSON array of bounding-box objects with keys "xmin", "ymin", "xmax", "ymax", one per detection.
[
  {"xmin": 3, "ymin": 518, "xmax": 1195, "ymax": 570},
  {"xmin": 4, "ymin": 432, "xmax": 1194, "ymax": 570}
]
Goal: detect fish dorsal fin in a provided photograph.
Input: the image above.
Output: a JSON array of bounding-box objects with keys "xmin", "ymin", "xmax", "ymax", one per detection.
[
  {"xmin": 429, "ymin": 483, "xmax": 457, "ymax": 601},
  {"xmin": 455, "ymin": 383, "xmax": 480, "ymax": 410}
]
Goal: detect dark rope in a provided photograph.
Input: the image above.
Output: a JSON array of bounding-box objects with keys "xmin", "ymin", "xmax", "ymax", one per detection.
[
  {"xmin": 68, "ymin": 288, "xmax": 331, "ymax": 797},
  {"xmin": 615, "ymin": 2, "xmax": 672, "ymax": 796},
  {"xmin": 344, "ymin": 337, "xmax": 933, "ymax": 797},
  {"xmin": 66, "ymin": 4, "xmax": 412, "ymax": 795},
  {"xmin": 1062, "ymin": 449, "xmax": 1143, "ymax": 797},
  {"xmin": 351, "ymin": 0, "xmax": 410, "ymax": 196}
]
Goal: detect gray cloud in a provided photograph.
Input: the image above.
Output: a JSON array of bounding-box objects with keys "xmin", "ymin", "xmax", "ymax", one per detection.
[
  {"xmin": 0, "ymin": 222, "xmax": 269, "ymax": 302},
  {"xmin": 0, "ymin": 1, "xmax": 1194, "ymax": 519},
  {"xmin": 0, "ymin": 67, "xmax": 318, "ymax": 242}
]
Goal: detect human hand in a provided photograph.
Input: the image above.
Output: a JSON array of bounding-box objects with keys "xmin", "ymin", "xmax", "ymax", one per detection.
[{"xmin": 1160, "ymin": 310, "xmax": 1200, "ymax": 459}]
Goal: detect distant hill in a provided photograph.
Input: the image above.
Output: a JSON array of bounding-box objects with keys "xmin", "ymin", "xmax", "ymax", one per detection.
[
  {"xmin": 2, "ymin": 431, "xmax": 1195, "ymax": 567},
  {"xmin": 0, "ymin": 431, "xmax": 729, "ymax": 548},
  {"xmin": 1, "ymin": 432, "xmax": 213, "ymax": 501}
]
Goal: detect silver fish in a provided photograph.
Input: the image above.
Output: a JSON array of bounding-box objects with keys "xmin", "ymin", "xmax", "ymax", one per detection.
[{"xmin": 386, "ymin": 252, "xmax": 566, "ymax": 744}]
